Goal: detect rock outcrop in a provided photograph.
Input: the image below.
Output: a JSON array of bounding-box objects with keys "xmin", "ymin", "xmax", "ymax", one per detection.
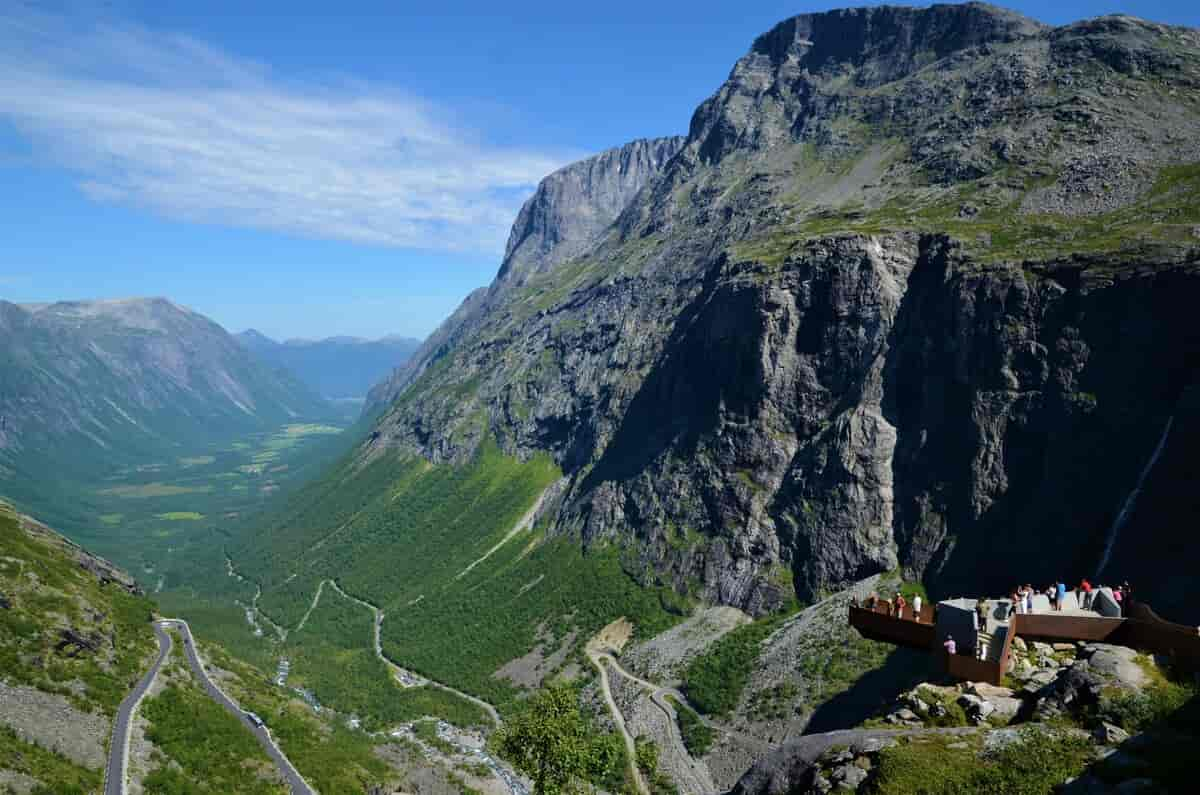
[{"xmin": 360, "ymin": 4, "xmax": 1200, "ymax": 619}]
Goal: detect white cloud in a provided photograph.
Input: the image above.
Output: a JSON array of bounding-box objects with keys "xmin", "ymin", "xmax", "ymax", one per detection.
[{"xmin": 0, "ymin": 5, "xmax": 575, "ymax": 252}]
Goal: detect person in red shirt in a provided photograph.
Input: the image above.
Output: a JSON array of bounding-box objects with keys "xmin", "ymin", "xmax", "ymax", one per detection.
[
  {"xmin": 895, "ymin": 591, "xmax": 908, "ymax": 620},
  {"xmin": 1079, "ymin": 578, "xmax": 1093, "ymax": 610}
]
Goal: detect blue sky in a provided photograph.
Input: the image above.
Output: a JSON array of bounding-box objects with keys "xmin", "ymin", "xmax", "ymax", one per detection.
[{"xmin": 1, "ymin": 0, "xmax": 1197, "ymax": 340}]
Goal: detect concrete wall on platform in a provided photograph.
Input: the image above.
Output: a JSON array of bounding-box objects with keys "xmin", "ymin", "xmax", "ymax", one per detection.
[
  {"xmin": 935, "ymin": 600, "xmax": 979, "ymax": 657},
  {"xmin": 1093, "ymin": 588, "xmax": 1122, "ymax": 618}
]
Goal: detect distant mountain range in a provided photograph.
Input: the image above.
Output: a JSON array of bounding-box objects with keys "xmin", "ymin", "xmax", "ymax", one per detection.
[
  {"xmin": 0, "ymin": 297, "xmax": 334, "ymax": 514},
  {"xmin": 236, "ymin": 329, "xmax": 421, "ymax": 401}
]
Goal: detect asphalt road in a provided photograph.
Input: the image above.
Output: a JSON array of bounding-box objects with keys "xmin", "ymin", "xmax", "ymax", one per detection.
[
  {"xmin": 104, "ymin": 623, "xmax": 172, "ymax": 795},
  {"xmin": 161, "ymin": 619, "xmax": 315, "ymax": 795}
]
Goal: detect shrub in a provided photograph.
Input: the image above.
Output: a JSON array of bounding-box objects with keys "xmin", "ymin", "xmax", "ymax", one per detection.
[{"xmin": 669, "ymin": 696, "xmax": 715, "ymax": 756}]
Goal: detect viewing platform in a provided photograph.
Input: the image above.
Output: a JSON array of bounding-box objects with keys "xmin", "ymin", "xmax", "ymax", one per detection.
[{"xmin": 849, "ymin": 592, "xmax": 1200, "ymax": 686}]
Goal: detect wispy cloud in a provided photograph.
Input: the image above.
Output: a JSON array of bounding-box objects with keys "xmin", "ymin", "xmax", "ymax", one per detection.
[{"xmin": 0, "ymin": 5, "xmax": 575, "ymax": 252}]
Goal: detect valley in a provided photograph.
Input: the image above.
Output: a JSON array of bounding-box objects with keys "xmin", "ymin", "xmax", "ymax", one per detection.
[{"xmin": 3, "ymin": 3, "xmax": 1200, "ymax": 794}]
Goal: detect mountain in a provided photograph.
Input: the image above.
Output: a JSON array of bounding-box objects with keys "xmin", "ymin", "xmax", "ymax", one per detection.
[
  {"xmin": 237, "ymin": 329, "xmax": 421, "ymax": 401},
  {"xmin": 365, "ymin": 135, "xmax": 686, "ymax": 413},
  {"xmin": 349, "ymin": 5, "xmax": 1200, "ymax": 623},
  {"xmin": 0, "ymin": 298, "xmax": 334, "ymax": 515},
  {"xmin": 173, "ymin": 6, "xmax": 1200, "ymax": 791},
  {"xmin": 0, "ymin": 500, "xmax": 157, "ymax": 792},
  {"xmin": 0, "ymin": 501, "xmax": 422, "ymax": 794}
]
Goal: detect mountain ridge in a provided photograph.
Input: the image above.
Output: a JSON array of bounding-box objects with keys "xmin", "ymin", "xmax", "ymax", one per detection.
[
  {"xmin": 236, "ymin": 329, "xmax": 421, "ymax": 400},
  {"xmin": 364, "ymin": 135, "xmax": 687, "ymax": 415},
  {"xmin": 350, "ymin": 2, "xmax": 1200, "ymax": 620},
  {"xmin": 0, "ymin": 297, "xmax": 334, "ymax": 530}
]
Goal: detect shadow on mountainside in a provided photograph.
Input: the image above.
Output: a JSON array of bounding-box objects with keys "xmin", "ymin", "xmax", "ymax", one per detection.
[
  {"xmin": 1065, "ymin": 683, "xmax": 1200, "ymax": 793},
  {"xmin": 803, "ymin": 647, "xmax": 934, "ymax": 735}
]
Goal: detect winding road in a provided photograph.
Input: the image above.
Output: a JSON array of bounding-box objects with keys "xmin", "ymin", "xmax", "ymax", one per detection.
[
  {"xmin": 105, "ymin": 619, "xmax": 314, "ymax": 795},
  {"xmin": 103, "ymin": 623, "xmax": 171, "ymax": 795},
  {"xmin": 596, "ymin": 651, "xmax": 772, "ymax": 755},
  {"xmin": 323, "ymin": 579, "xmax": 503, "ymax": 727},
  {"xmin": 586, "ymin": 647, "xmax": 650, "ymax": 795},
  {"xmin": 163, "ymin": 619, "xmax": 314, "ymax": 795}
]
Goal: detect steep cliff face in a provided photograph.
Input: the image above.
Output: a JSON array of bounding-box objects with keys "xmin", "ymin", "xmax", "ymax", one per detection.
[
  {"xmin": 497, "ymin": 136, "xmax": 686, "ymax": 289},
  {"xmin": 363, "ymin": 5, "xmax": 1200, "ymax": 619},
  {"xmin": 365, "ymin": 135, "xmax": 685, "ymax": 413}
]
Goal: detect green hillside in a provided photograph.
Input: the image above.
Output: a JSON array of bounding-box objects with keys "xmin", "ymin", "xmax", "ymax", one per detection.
[
  {"xmin": 0, "ymin": 298, "xmax": 340, "ymax": 553},
  {"xmin": 0, "ymin": 501, "xmax": 157, "ymax": 793},
  {"xmin": 0, "ymin": 501, "xmax": 157, "ymax": 716},
  {"xmin": 224, "ymin": 438, "xmax": 684, "ymax": 712}
]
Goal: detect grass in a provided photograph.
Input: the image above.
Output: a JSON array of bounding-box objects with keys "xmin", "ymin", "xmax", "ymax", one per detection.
[
  {"xmin": 0, "ymin": 501, "xmax": 158, "ymax": 716},
  {"xmin": 142, "ymin": 677, "xmax": 285, "ymax": 795},
  {"xmin": 866, "ymin": 729, "xmax": 1093, "ymax": 794},
  {"xmin": 683, "ymin": 608, "xmax": 797, "ymax": 716},
  {"xmin": 0, "ymin": 725, "xmax": 101, "ymax": 794},
  {"xmin": 282, "ymin": 423, "xmax": 343, "ymax": 437},
  {"xmin": 1092, "ymin": 655, "xmax": 1198, "ymax": 734},
  {"xmin": 99, "ymin": 483, "xmax": 212, "ymax": 498},
  {"xmin": 198, "ymin": 641, "xmax": 393, "ymax": 795},
  {"xmin": 284, "ymin": 583, "xmax": 490, "ymax": 730},
  {"xmin": 730, "ymin": 160, "xmax": 1200, "ymax": 268}
]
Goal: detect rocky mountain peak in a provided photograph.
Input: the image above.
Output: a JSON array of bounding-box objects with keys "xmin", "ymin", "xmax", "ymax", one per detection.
[
  {"xmin": 365, "ymin": 135, "xmax": 685, "ymax": 413},
  {"xmin": 749, "ymin": 3, "xmax": 1044, "ymax": 75},
  {"xmin": 495, "ymin": 135, "xmax": 686, "ymax": 291},
  {"xmin": 362, "ymin": 4, "xmax": 1200, "ymax": 621}
]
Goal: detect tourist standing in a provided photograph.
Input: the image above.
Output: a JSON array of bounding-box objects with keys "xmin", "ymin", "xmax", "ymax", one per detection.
[
  {"xmin": 912, "ymin": 594, "xmax": 923, "ymax": 622},
  {"xmin": 1080, "ymin": 578, "xmax": 1093, "ymax": 610},
  {"xmin": 1025, "ymin": 586, "xmax": 1035, "ymax": 615},
  {"xmin": 1056, "ymin": 581, "xmax": 1067, "ymax": 612},
  {"xmin": 895, "ymin": 592, "xmax": 907, "ymax": 620},
  {"xmin": 944, "ymin": 635, "xmax": 957, "ymax": 655}
]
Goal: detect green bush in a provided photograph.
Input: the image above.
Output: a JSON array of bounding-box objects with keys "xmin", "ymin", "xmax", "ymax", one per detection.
[
  {"xmin": 1097, "ymin": 677, "xmax": 1196, "ymax": 733},
  {"xmin": 683, "ymin": 610, "xmax": 795, "ymax": 716},
  {"xmin": 868, "ymin": 729, "xmax": 1093, "ymax": 794},
  {"xmin": 142, "ymin": 683, "xmax": 283, "ymax": 794},
  {"xmin": 668, "ymin": 696, "xmax": 715, "ymax": 756}
]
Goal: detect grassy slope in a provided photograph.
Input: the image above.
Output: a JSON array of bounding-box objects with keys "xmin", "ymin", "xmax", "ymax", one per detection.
[
  {"xmin": 732, "ymin": 159, "xmax": 1200, "ymax": 270},
  {"xmin": 220, "ymin": 439, "xmax": 683, "ymax": 716},
  {"xmin": 141, "ymin": 653, "xmax": 286, "ymax": 795},
  {"xmin": 0, "ymin": 501, "xmax": 157, "ymax": 717},
  {"xmin": 283, "ymin": 582, "xmax": 489, "ymax": 730},
  {"xmin": 199, "ymin": 642, "xmax": 393, "ymax": 795}
]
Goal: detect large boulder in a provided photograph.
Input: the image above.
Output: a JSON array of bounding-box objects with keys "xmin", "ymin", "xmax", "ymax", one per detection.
[
  {"xmin": 1033, "ymin": 663, "xmax": 1105, "ymax": 720},
  {"xmin": 964, "ymin": 683, "xmax": 1024, "ymax": 720},
  {"xmin": 958, "ymin": 693, "xmax": 997, "ymax": 724},
  {"xmin": 1081, "ymin": 644, "xmax": 1148, "ymax": 689}
]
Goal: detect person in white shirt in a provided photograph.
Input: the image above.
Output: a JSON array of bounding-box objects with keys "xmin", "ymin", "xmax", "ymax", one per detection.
[{"xmin": 912, "ymin": 595, "xmax": 923, "ymax": 622}]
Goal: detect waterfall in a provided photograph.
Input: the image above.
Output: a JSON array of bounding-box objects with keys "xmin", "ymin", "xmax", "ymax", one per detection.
[{"xmin": 1095, "ymin": 416, "xmax": 1175, "ymax": 579}]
